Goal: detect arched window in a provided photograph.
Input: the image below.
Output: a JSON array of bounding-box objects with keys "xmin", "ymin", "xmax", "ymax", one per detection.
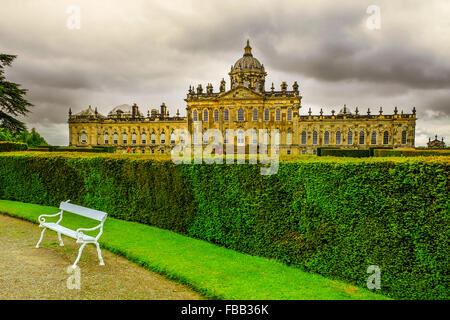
[
  {"xmin": 238, "ymin": 108, "xmax": 244, "ymax": 121},
  {"xmin": 237, "ymin": 129, "xmax": 245, "ymax": 146},
  {"xmin": 287, "ymin": 108, "xmax": 292, "ymax": 121},
  {"xmin": 141, "ymin": 132, "xmax": 146, "ymax": 145},
  {"xmin": 263, "ymin": 131, "xmax": 269, "ymax": 145},
  {"xmin": 122, "ymin": 132, "xmax": 127, "ymax": 145},
  {"xmin": 203, "ymin": 130, "xmax": 208, "ymax": 144},
  {"xmin": 203, "ymin": 109, "xmax": 208, "ymax": 122},
  {"xmin": 224, "ymin": 109, "xmax": 229, "ymax": 121},
  {"xmin": 276, "ymin": 109, "xmax": 281, "ymax": 121},
  {"xmin": 286, "ymin": 130, "xmax": 292, "ymax": 145},
  {"xmin": 301, "ymin": 131, "xmax": 307, "ymax": 145},
  {"xmin": 132, "ymin": 132, "xmax": 137, "ymax": 145},
  {"xmin": 151, "ymin": 132, "xmax": 156, "ymax": 144},
  {"xmin": 324, "ymin": 131, "xmax": 330, "ymax": 145},
  {"xmin": 253, "ymin": 109, "xmax": 258, "ymax": 121},
  {"xmin": 371, "ymin": 132, "xmax": 377, "ymax": 145},
  {"xmin": 113, "ymin": 132, "xmax": 118, "ymax": 145},
  {"xmin": 160, "ymin": 132, "xmax": 166, "ymax": 144},
  {"xmin": 383, "ymin": 131, "xmax": 389, "ymax": 145},
  {"xmin": 264, "ymin": 108, "xmax": 270, "ymax": 121},
  {"xmin": 252, "ymin": 129, "xmax": 258, "ymax": 144},
  {"xmin": 402, "ymin": 130, "xmax": 407, "ymax": 144},
  {"xmin": 359, "ymin": 131, "xmax": 365, "ymax": 145},
  {"xmin": 313, "ymin": 131, "xmax": 318, "ymax": 145},
  {"xmin": 214, "ymin": 109, "xmax": 219, "ymax": 122},
  {"xmin": 193, "ymin": 110, "xmax": 198, "ymax": 121},
  {"xmin": 348, "ymin": 131, "xmax": 353, "ymax": 145},
  {"xmin": 170, "ymin": 131, "xmax": 176, "ymax": 144},
  {"xmin": 193, "ymin": 131, "xmax": 198, "ymax": 144},
  {"xmin": 104, "ymin": 132, "xmax": 109, "ymax": 144},
  {"xmin": 336, "ymin": 131, "xmax": 341, "ymax": 145},
  {"xmin": 80, "ymin": 132, "xmax": 87, "ymax": 144},
  {"xmin": 224, "ymin": 130, "xmax": 229, "ymax": 144}
]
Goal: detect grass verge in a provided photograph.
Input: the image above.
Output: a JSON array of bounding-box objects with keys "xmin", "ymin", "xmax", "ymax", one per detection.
[{"xmin": 0, "ymin": 199, "xmax": 387, "ymax": 300}]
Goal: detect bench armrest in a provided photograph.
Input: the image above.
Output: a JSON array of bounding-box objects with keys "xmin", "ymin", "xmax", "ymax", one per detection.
[
  {"xmin": 38, "ymin": 211, "xmax": 62, "ymax": 225},
  {"xmin": 76, "ymin": 223, "xmax": 103, "ymax": 241}
]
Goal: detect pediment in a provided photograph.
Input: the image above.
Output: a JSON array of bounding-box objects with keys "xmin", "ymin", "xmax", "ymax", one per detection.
[{"xmin": 219, "ymin": 86, "xmax": 264, "ymax": 100}]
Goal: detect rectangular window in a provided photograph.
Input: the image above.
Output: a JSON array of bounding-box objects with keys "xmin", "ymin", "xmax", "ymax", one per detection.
[
  {"xmin": 402, "ymin": 131, "xmax": 407, "ymax": 144},
  {"xmin": 371, "ymin": 132, "xmax": 377, "ymax": 145},
  {"xmin": 253, "ymin": 109, "xmax": 258, "ymax": 121},
  {"xmin": 214, "ymin": 110, "xmax": 219, "ymax": 122}
]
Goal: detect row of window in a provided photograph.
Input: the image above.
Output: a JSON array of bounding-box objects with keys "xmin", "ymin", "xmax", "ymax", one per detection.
[
  {"xmin": 80, "ymin": 132, "xmax": 181, "ymax": 145},
  {"xmin": 80, "ymin": 130, "xmax": 408, "ymax": 146},
  {"xmin": 192, "ymin": 108, "xmax": 293, "ymax": 122},
  {"xmin": 300, "ymin": 130, "xmax": 407, "ymax": 145}
]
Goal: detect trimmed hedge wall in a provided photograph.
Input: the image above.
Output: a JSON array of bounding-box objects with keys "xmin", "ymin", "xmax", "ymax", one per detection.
[
  {"xmin": 0, "ymin": 141, "xmax": 28, "ymax": 152},
  {"xmin": 0, "ymin": 153, "xmax": 448, "ymax": 300},
  {"xmin": 320, "ymin": 149, "xmax": 370, "ymax": 157},
  {"xmin": 27, "ymin": 145, "xmax": 116, "ymax": 153},
  {"xmin": 374, "ymin": 149, "xmax": 450, "ymax": 157}
]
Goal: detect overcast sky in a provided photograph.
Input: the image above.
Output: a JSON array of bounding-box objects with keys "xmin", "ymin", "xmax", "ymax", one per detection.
[{"xmin": 1, "ymin": 0, "xmax": 449, "ymax": 146}]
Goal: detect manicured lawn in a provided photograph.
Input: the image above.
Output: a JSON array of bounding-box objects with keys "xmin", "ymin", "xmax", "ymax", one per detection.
[{"xmin": 0, "ymin": 199, "xmax": 387, "ymax": 300}]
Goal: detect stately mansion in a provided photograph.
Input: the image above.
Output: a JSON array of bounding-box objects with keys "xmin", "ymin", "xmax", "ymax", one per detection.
[{"xmin": 68, "ymin": 41, "xmax": 417, "ymax": 154}]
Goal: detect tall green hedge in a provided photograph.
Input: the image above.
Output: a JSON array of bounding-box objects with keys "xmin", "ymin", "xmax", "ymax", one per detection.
[
  {"xmin": 0, "ymin": 141, "xmax": 28, "ymax": 152},
  {"xmin": 0, "ymin": 153, "xmax": 448, "ymax": 300},
  {"xmin": 374, "ymin": 149, "xmax": 450, "ymax": 157},
  {"xmin": 320, "ymin": 149, "xmax": 370, "ymax": 157},
  {"xmin": 27, "ymin": 145, "xmax": 116, "ymax": 153}
]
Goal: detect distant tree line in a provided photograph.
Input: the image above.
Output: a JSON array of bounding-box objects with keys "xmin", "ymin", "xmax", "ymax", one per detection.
[{"xmin": 0, "ymin": 127, "xmax": 48, "ymax": 147}]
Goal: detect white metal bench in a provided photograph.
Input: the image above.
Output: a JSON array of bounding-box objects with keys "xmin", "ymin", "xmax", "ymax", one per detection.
[{"xmin": 35, "ymin": 200, "xmax": 108, "ymax": 268}]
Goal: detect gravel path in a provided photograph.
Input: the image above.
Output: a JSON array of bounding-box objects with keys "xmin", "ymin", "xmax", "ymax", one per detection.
[{"xmin": 0, "ymin": 214, "xmax": 203, "ymax": 300}]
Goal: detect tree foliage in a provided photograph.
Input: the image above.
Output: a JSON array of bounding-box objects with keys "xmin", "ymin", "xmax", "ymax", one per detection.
[
  {"xmin": 0, "ymin": 54, "xmax": 33, "ymax": 133},
  {"xmin": 0, "ymin": 127, "xmax": 47, "ymax": 147}
]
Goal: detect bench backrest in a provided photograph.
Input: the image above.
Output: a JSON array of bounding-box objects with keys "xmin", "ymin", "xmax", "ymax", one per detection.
[{"xmin": 59, "ymin": 201, "xmax": 107, "ymax": 222}]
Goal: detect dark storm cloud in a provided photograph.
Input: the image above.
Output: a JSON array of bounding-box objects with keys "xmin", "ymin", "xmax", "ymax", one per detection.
[{"xmin": 0, "ymin": 0, "xmax": 449, "ymax": 145}]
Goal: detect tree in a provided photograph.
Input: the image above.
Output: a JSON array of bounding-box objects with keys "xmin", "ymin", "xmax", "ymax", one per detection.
[
  {"xmin": 0, "ymin": 54, "xmax": 33, "ymax": 133},
  {"xmin": 0, "ymin": 127, "xmax": 48, "ymax": 147}
]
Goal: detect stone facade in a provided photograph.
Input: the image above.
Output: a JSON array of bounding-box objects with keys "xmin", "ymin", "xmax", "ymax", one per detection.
[{"xmin": 68, "ymin": 41, "xmax": 417, "ymax": 154}]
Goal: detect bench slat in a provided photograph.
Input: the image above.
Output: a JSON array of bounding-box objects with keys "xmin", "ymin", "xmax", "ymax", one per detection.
[
  {"xmin": 59, "ymin": 201, "xmax": 107, "ymax": 222},
  {"xmin": 42, "ymin": 222, "xmax": 96, "ymax": 242}
]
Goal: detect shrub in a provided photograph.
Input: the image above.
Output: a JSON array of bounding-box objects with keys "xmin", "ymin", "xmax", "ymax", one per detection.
[
  {"xmin": 0, "ymin": 141, "xmax": 28, "ymax": 152},
  {"xmin": 0, "ymin": 152, "xmax": 448, "ymax": 299},
  {"xmin": 374, "ymin": 149, "xmax": 450, "ymax": 157},
  {"xmin": 320, "ymin": 149, "xmax": 370, "ymax": 157},
  {"xmin": 27, "ymin": 145, "xmax": 116, "ymax": 153},
  {"xmin": 369, "ymin": 147, "xmax": 393, "ymax": 157}
]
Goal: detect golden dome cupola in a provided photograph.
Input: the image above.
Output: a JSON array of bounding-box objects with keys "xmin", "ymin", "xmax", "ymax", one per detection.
[{"xmin": 229, "ymin": 40, "xmax": 267, "ymax": 92}]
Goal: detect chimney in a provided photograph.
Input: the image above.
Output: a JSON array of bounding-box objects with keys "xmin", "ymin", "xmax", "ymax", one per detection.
[{"xmin": 132, "ymin": 103, "xmax": 139, "ymax": 118}]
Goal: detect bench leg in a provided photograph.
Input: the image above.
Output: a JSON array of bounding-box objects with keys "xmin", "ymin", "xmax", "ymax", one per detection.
[
  {"xmin": 72, "ymin": 243, "xmax": 87, "ymax": 269},
  {"xmin": 95, "ymin": 242, "xmax": 105, "ymax": 266},
  {"xmin": 58, "ymin": 232, "xmax": 64, "ymax": 246},
  {"xmin": 35, "ymin": 227, "xmax": 47, "ymax": 248}
]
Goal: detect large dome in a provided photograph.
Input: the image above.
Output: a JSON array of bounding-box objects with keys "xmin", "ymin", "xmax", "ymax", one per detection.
[
  {"xmin": 231, "ymin": 40, "xmax": 264, "ymax": 72},
  {"xmin": 109, "ymin": 104, "xmax": 132, "ymax": 115},
  {"xmin": 108, "ymin": 104, "xmax": 143, "ymax": 117}
]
